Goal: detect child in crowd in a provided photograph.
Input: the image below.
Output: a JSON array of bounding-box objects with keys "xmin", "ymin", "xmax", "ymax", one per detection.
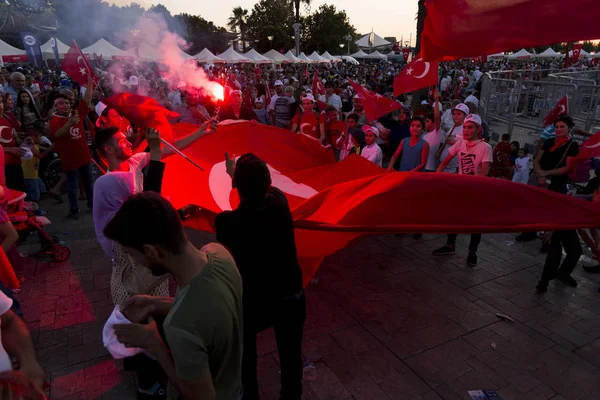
[
  {"xmin": 253, "ymin": 97, "xmax": 269, "ymax": 125},
  {"xmin": 21, "ymin": 129, "xmax": 52, "ymax": 214},
  {"xmin": 336, "ymin": 113, "xmax": 359, "ymax": 161},
  {"xmin": 387, "ymin": 116, "xmax": 429, "ymax": 172},
  {"xmin": 512, "ymin": 148, "xmax": 531, "ymax": 184},
  {"xmin": 361, "ymin": 125, "xmax": 383, "ymax": 167}
]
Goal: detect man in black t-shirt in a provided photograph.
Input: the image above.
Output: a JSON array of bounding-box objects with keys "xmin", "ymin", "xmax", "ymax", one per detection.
[{"xmin": 215, "ymin": 153, "xmax": 305, "ymax": 400}]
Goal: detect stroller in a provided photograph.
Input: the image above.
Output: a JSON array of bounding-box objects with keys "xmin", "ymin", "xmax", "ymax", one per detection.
[{"xmin": 7, "ymin": 189, "xmax": 70, "ymax": 262}]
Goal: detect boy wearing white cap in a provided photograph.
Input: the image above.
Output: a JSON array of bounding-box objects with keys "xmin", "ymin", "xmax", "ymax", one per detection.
[
  {"xmin": 438, "ymin": 103, "xmax": 469, "ymax": 173},
  {"xmin": 361, "ymin": 125, "xmax": 383, "ymax": 167},
  {"xmin": 434, "ymin": 114, "xmax": 492, "ymax": 266}
]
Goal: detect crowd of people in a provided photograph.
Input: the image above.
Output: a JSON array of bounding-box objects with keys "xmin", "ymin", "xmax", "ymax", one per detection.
[{"xmin": 0, "ymin": 53, "xmax": 595, "ymax": 398}]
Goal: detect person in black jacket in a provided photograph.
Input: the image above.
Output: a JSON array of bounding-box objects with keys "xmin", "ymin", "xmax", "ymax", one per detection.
[{"xmin": 215, "ymin": 153, "xmax": 305, "ymax": 400}]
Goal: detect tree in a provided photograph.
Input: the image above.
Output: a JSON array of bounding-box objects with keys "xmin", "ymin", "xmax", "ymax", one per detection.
[
  {"xmin": 303, "ymin": 4, "xmax": 355, "ymax": 54},
  {"xmin": 581, "ymin": 40, "xmax": 595, "ymax": 53},
  {"xmin": 227, "ymin": 6, "xmax": 248, "ymax": 52},
  {"xmin": 246, "ymin": 0, "xmax": 295, "ymax": 53},
  {"xmin": 293, "ymin": 0, "xmax": 310, "ymax": 22},
  {"xmin": 176, "ymin": 13, "xmax": 228, "ymax": 54}
]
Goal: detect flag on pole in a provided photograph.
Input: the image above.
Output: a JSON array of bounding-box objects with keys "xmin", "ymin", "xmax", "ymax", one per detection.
[
  {"xmin": 576, "ymin": 131, "xmax": 600, "ymax": 160},
  {"xmin": 50, "ymin": 37, "xmax": 61, "ymax": 66},
  {"xmin": 20, "ymin": 32, "xmax": 44, "ymax": 67},
  {"xmin": 62, "ymin": 41, "xmax": 98, "ymax": 86},
  {"xmin": 572, "ymin": 43, "xmax": 583, "ymax": 64},
  {"xmin": 420, "ymin": 0, "xmax": 599, "ymax": 61},
  {"xmin": 312, "ymin": 70, "xmax": 325, "ymax": 96},
  {"xmin": 393, "ymin": 56, "xmax": 439, "ymax": 97},
  {"xmin": 543, "ymin": 96, "xmax": 569, "ymax": 127},
  {"xmin": 348, "ymin": 79, "xmax": 403, "ymax": 121}
]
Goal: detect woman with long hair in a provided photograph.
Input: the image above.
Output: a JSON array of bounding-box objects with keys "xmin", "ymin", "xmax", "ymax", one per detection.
[
  {"xmin": 14, "ymin": 91, "xmax": 42, "ymax": 132},
  {"xmin": 534, "ymin": 114, "xmax": 582, "ymax": 292}
]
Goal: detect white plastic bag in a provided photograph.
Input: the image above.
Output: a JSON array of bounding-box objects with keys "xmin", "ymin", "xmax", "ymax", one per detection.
[{"xmin": 102, "ymin": 306, "xmax": 144, "ymax": 359}]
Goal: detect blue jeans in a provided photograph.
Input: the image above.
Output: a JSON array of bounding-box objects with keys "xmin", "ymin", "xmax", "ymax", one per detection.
[
  {"xmin": 24, "ymin": 177, "xmax": 46, "ymax": 202},
  {"xmin": 65, "ymin": 163, "xmax": 94, "ymax": 212}
]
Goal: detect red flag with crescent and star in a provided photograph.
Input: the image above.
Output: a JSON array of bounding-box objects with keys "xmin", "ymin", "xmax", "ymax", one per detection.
[
  {"xmin": 62, "ymin": 41, "xmax": 98, "ymax": 87},
  {"xmin": 348, "ymin": 79, "xmax": 403, "ymax": 121},
  {"xmin": 577, "ymin": 131, "xmax": 600, "ymax": 160},
  {"xmin": 420, "ymin": 0, "xmax": 598, "ymax": 61},
  {"xmin": 393, "ymin": 56, "xmax": 438, "ymax": 97},
  {"xmin": 154, "ymin": 121, "xmax": 600, "ymax": 286},
  {"xmin": 572, "ymin": 43, "xmax": 583, "ymax": 64},
  {"xmin": 543, "ymin": 96, "xmax": 569, "ymax": 128},
  {"xmin": 402, "ymin": 48, "xmax": 410, "ymax": 63},
  {"xmin": 312, "ymin": 69, "xmax": 325, "ymax": 96}
]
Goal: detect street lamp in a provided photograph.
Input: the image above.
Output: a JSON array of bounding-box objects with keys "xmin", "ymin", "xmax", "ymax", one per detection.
[
  {"xmin": 339, "ymin": 43, "xmax": 345, "ymax": 56},
  {"xmin": 293, "ymin": 23, "xmax": 302, "ymax": 56},
  {"xmin": 267, "ymin": 35, "xmax": 274, "ymax": 49},
  {"xmin": 344, "ymin": 34, "xmax": 352, "ymax": 55}
]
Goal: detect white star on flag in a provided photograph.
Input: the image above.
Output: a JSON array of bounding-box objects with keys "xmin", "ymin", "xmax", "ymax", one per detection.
[
  {"xmin": 80, "ymin": 67, "xmax": 87, "ymax": 76},
  {"xmin": 406, "ymin": 67, "xmax": 413, "ymax": 75}
]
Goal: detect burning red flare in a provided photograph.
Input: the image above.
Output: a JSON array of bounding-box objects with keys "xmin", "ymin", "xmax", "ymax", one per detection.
[{"xmin": 210, "ymin": 84, "xmax": 225, "ymax": 102}]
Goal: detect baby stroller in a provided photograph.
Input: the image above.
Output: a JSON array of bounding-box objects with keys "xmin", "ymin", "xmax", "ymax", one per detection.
[{"xmin": 7, "ymin": 189, "xmax": 70, "ymax": 262}]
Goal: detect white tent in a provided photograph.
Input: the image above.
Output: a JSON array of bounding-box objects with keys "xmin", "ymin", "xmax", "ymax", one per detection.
[
  {"xmin": 126, "ymin": 42, "xmax": 160, "ymax": 61},
  {"xmin": 0, "ymin": 40, "xmax": 27, "ymax": 62},
  {"xmin": 244, "ymin": 48, "xmax": 272, "ymax": 64},
  {"xmin": 568, "ymin": 49, "xmax": 591, "ymax": 58},
  {"xmin": 333, "ymin": 55, "xmax": 359, "ymax": 65},
  {"xmin": 355, "ymin": 32, "xmax": 391, "ymax": 49},
  {"xmin": 508, "ymin": 48, "xmax": 534, "ymax": 60},
  {"xmin": 364, "ymin": 50, "xmax": 388, "ymax": 60},
  {"xmin": 263, "ymin": 49, "xmax": 290, "ymax": 63},
  {"xmin": 41, "ymin": 38, "xmax": 70, "ymax": 59},
  {"xmin": 284, "ymin": 50, "xmax": 303, "ymax": 63},
  {"xmin": 487, "ymin": 52, "xmax": 505, "ymax": 59},
  {"xmin": 308, "ymin": 51, "xmax": 329, "ymax": 63},
  {"xmin": 320, "ymin": 51, "xmax": 340, "ymax": 62},
  {"xmin": 82, "ymin": 38, "xmax": 130, "ymax": 60},
  {"xmin": 195, "ymin": 48, "xmax": 225, "ymax": 64},
  {"xmin": 594, "ymin": 52, "xmax": 600, "ymax": 59},
  {"xmin": 298, "ymin": 52, "xmax": 315, "ymax": 63},
  {"xmin": 349, "ymin": 49, "xmax": 368, "ymax": 59},
  {"xmin": 537, "ymin": 47, "xmax": 560, "ymax": 58},
  {"xmin": 218, "ymin": 46, "xmax": 251, "ymax": 64}
]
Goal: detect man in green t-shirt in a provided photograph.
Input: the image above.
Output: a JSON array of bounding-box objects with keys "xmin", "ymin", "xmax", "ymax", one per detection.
[{"xmin": 106, "ymin": 192, "xmax": 243, "ymax": 400}]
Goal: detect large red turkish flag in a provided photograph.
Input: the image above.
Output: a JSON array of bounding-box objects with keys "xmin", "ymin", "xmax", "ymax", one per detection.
[
  {"xmin": 62, "ymin": 41, "xmax": 98, "ymax": 86},
  {"xmin": 572, "ymin": 43, "xmax": 583, "ymax": 64},
  {"xmin": 348, "ymin": 80, "xmax": 402, "ymax": 121},
  {"xmin": 543, "ymin": 96, "xmax": 569, "ymax": 128},
  {"xmin": 158, "ymin": 121, "xmax": 600, "ymax": 286},
  {"xmin": 420, "ymin": 0, "xmax": 599, "ymax": 61},
  {"xmin": 312, "ymin": 69, "xmax": 325, "ymax": 96},
  {"xmin": 393, "ymin": 56, "xmax": 439, "ymax": 97},
  {"xmin": 577, "ymin": 131, "xmax": 600, "ymax": 160}
]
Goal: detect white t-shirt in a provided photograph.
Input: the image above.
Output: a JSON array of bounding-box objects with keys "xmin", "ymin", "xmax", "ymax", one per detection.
[
  {"xmin": 124, "ymin": 153, "xmax": 151, "ymax": 194},
  {"xmin": 473, "ymin": 69, "xmax": 483, "ymax": 82},
  {"xmin": 440, "ymin": 125, "xmax": 463, "ymax": 172},
  {"xmin": 318, "ymin": 94, "xmax": 342, "ymax": 111},
  {"xmin": 361, "ymin": 143, "xmax": 383, "ymax": 167},
  {"xmin": 512, "ymin": 156, "xmax": 531, "ymax": 184},
  {"xmin": 422, "ymin": 128, "xmax": 443, "ymax": 171},
  {"xmin": 448, "ymin": 139, "xmax": 493, "ymax": 175},
  {"xmin": 0, "ymin": 291, "xmax": 14, "ymax": 373}
]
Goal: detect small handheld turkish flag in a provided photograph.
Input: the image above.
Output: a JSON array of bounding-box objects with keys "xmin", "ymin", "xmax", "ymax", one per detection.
[
  {"xmin": 348, "ymin": 79, "xmax": 402, "ymax": 121},
  {"xmin": 543, "ymin": 96, "xmax": 569, "ymax": 127},
  {"xmin": 572, "ymin": 43, "xmax": 583, "ymax": 64},
  {"xmin": 393, "ymin": 55, "xmax": 439, "ymax": 97},
  {"xmin": 312, "ymin": 70, "xmax": 325, "ymax": 96},
  {"xmin": 577, "ymin": 131, "xmax": 600, "ymax": 160},
  {"xmin": 402, "ymin": 48, "xmax": 410, "ymax": 63},
  {"xmin": 62, "ymin": 40, "xmax": 98, "ymax": 87}
]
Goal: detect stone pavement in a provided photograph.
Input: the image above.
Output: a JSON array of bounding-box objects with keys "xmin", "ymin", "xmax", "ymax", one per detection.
[{"xmin": 13, "ymin": 197, "xmax": 600, "ymax": 399}]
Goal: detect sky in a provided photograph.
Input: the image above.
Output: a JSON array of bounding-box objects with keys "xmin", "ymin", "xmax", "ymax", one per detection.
[{"xmin": 108, "ymin": 0, "xmax": 418, "ymax": 45}]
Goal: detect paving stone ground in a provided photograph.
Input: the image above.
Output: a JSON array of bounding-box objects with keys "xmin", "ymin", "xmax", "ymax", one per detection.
[{"xmin": 14, "ymin": 197, "xmax": 600, "ymax": 399}]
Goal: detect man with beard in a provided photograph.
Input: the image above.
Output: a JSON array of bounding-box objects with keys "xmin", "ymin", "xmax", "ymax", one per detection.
[
  {"xmin": 106, "ymin": 192, "xmax": 243, "ymax": 400},
  {"xmin": 215, "ymin": 153, "xmax": 306, "ymax": 400}
]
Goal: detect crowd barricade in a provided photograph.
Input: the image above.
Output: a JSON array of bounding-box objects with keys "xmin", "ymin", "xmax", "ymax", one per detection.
[{"xmin": 481, "ymin": 68, "xmax": 600, "ymax": 151}]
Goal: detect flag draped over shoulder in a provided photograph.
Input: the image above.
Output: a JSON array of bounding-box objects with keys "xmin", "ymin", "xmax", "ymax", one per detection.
[
  {"xmin": 420, "ymin": 0, "xmax": 599, "ymax": 61},
  {"xmin": 157, "ymin": 120, "xmax": 600, "ymax": 286}
]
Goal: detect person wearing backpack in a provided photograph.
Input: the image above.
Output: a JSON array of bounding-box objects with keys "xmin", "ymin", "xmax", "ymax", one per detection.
[{"xmin": 534, "ymin": 114, "xmax": 582, "ymax": 293}]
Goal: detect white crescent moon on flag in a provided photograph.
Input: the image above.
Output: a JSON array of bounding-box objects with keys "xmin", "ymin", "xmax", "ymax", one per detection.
[
  {"xmin": 0, "ymin": 126, "xmax": 12, "ymax": 143},
  {"xmin": 584, "ymin": 140, "xmax": 600, "ymax": 149},
  {"xmin": 559, "ymin": 105, "xmax": 565, "ymax": 113},
  {"xmin": 208, "ymin": 159, "xmax": 318, "ymax": 211},
  {"xmin": 413, "ymin": 59, "xmax": 431, "ymax": 79},
  {"xmin": 77, "ymin": 55, "xmax": 86, "ymax": 66}
]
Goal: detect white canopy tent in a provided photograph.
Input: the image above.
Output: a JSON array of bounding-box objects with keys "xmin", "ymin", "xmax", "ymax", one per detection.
[
  {"xmin": 297, "ymin": 52, "xmax": 315, "ymax": 63},
  {"xmin": 218, "ymin": 46, "xmax": 251, "ymax": 64},
  {"xmin": 537, "ymin": 47, "xmax": 560, "ymax": 58},
  {"xmin": 568, "ymin": 49, "xmax": 591, "ymax": 58},
  {"xmin": 594, "ymin": 52, "xmax": 600, "ymax": 59},
  {"xmin": 82, "ymin": 38, "xmax": 130, "ymax": 60},
  {"xmin": 355, "ymin": 32, "xmax": 391, "ymax": 49},
  {"xmin": 284, "ymin": 50, "xmax": 303, "ymax": 63},
  {"xmin": 508, "ymin": 48, "xmax": 534, "ymax": 60},
  {"xmin": 126, "ymin": 42, "xmax": 160, "ymax": 61},
  {"xmin": 333, "ymin": 55, "xmax": 359, "ymax": 65},
  {"xmin": 349, "ymin": 49, "xmax": 368, "ymax": 59},
  {"xmin": 195, "ymin": 48, "xmax": 225, "ymax": 64},
  {"xmin": 364, "ymin": 50, "xmax": 388, "ymax": 60},
  {"xmin": 0, "ymin": 40, "xmax": 27, "ymax": 62},
  {"xmin": 320, "ymin": 51, "xmax": 340, "ymax": 62},
  {"xmin": 263, "ymin": 49, "xmax": 291, "ymax": 63},
  {"xmin": 244, "ymin": 48, "xmax": 272, "ymax": 64},
  {"xmin": 41, "ymin": 38, "xmax": 70, "ymax": 59},
  {"xmin": 487, "ymin": 52, "xmax": 505, "ymax": 59},
  {"xmin": 308, "ymin": 51, "xmax": 329, "ymax": 63}
]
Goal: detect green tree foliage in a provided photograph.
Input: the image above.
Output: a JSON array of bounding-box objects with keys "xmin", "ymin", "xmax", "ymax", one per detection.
[
  {"xmin": 581, "ymin": 40, "xmax": 595, "ymax": 53},
  {"xmin": 246, "ymin": 0, "xmax": 296, "ymax": 53},
  {"xmin": 303, "ymin": 4, "xmax": 355, "ymax": 54},
  {"xmin": 227, "ymin": 6, "xmax": 248, "ymax": 51},
  {"xmin": 176, "ymin": 13, "xmax": 228, "ymax": 54}
]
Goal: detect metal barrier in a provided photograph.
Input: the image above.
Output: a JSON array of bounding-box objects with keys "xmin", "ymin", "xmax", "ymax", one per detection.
[{"xmin": 481, "ymin": 69, "xmax": 600, "ymax": 150}]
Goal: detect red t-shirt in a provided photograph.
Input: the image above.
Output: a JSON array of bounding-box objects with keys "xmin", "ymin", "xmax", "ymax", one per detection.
[
  {"xmin": 292, "ymin": 111, "xmax": 324, "ymax": 140},
  {"xmin": 50, "ymin": 102, "xmax": 91, "ymax": 171},
  {"xmin": 326, "ymin": 120, "xmax": 345, "ymax": 146},
  {"xmin": 0, "ymin": 115, "xmax": 20, "ymax": 165}
]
